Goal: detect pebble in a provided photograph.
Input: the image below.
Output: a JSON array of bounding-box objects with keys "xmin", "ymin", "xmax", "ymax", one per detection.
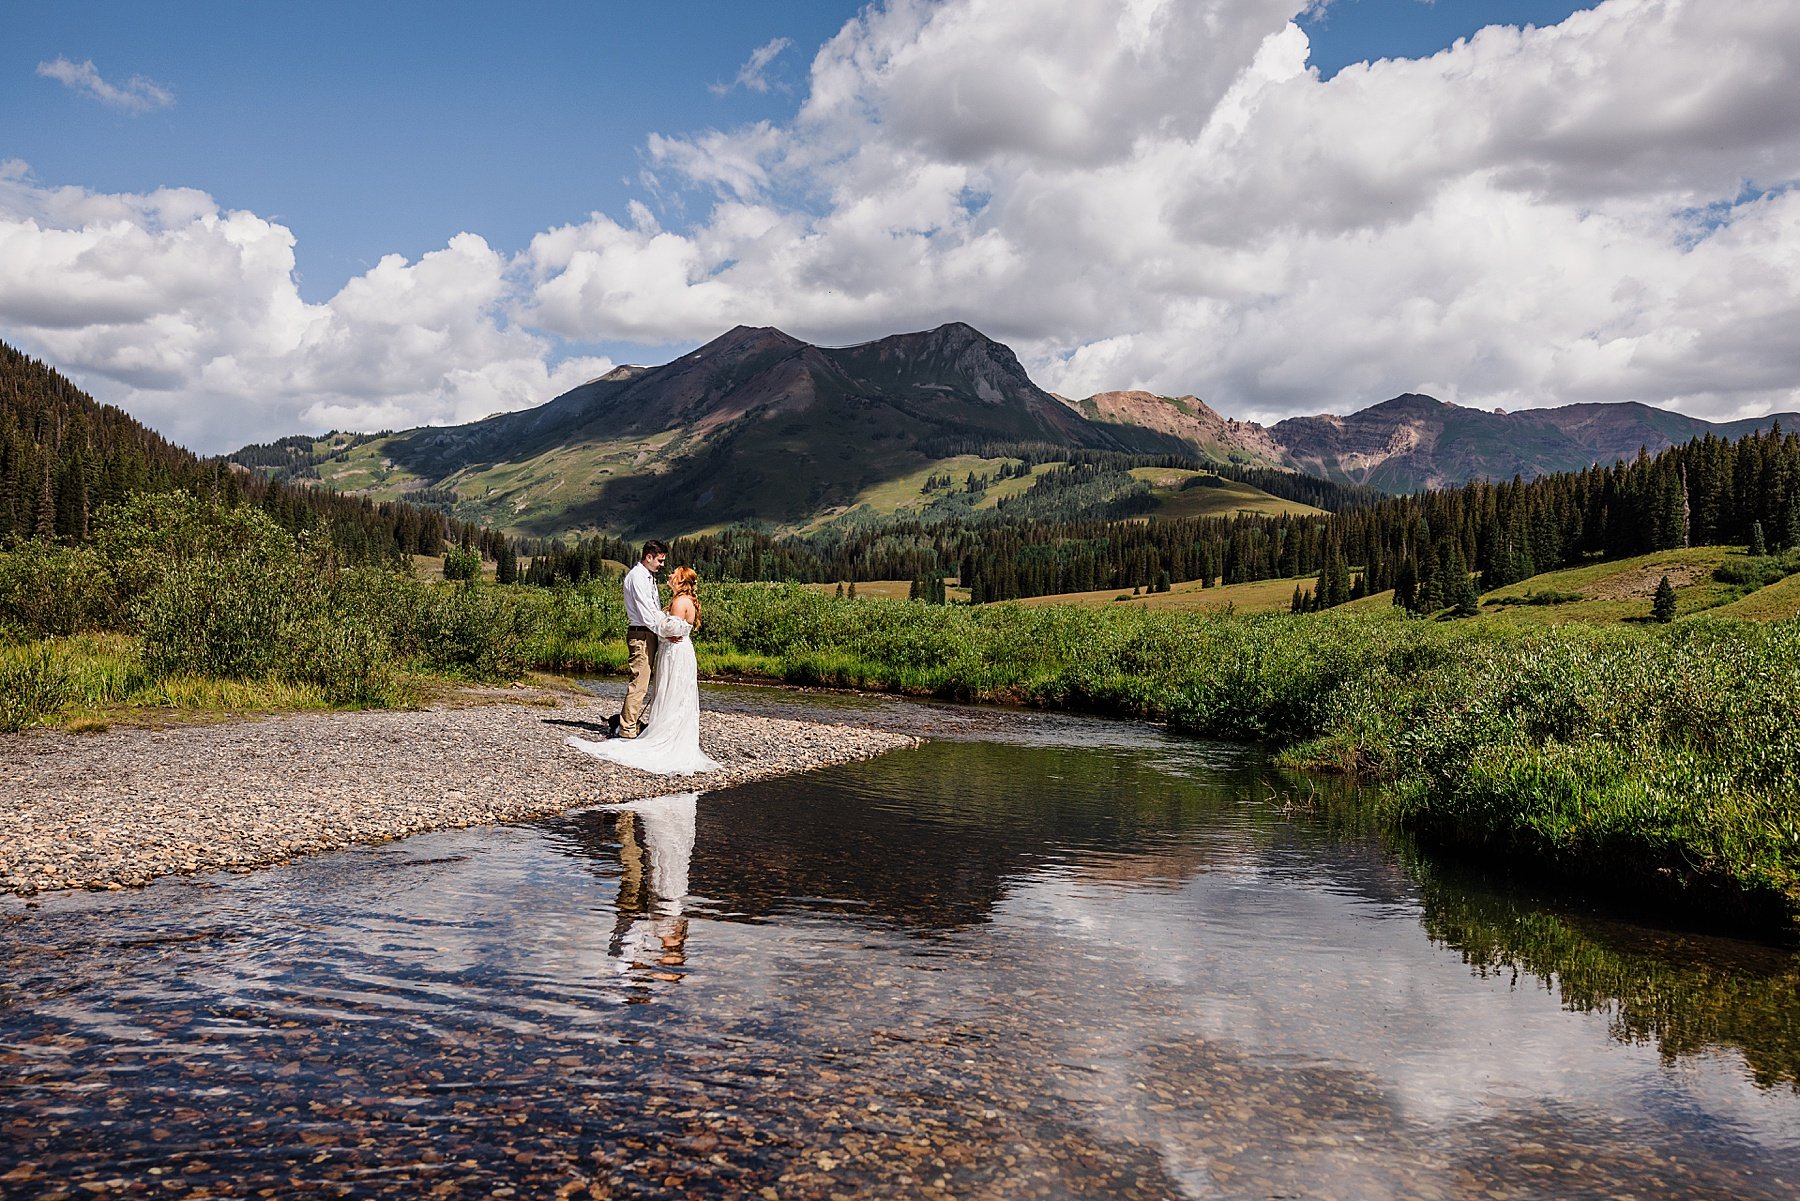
[{"xmin": 0, "ymin": 687, "xmax": 920, "ymax": 897}]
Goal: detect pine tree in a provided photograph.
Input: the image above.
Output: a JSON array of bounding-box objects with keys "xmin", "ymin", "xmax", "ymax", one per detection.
[
  {"xmin": 1652, "ymin": 574, "xmax": 1677, "ymax": 623},
  {"xmin": 34, "ymin": 458, "xmax": 55, "ymax": 540},
  {"xmin": 835, "ymin": 581, "xmax": 844, "ymax": 599},
  {"xmin": 847, "ymin": 580, "xmax": 857, "ymax": 600},
  {"xmin": 1329, "ymin": 553, "xmax": 1351, "ymax": 609},
  {"xmin": 1750, "ymin": 520, "xmax": 1768, "ymax": 557},
  {"xmin": 1452, "ymin": 571, "xmax": 1480, "ymax": 617},
  {"xmin": 1393, "ymin": 556, "xmax": 1418, "ymax": 612},
  {"xmin": 1657, "ymin": 470, "xmax": 1689, "ymax": 550}
]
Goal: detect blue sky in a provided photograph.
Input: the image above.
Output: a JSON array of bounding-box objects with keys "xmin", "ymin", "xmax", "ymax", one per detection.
[{"xmin": 2, "ymin": 0, "xmax": 1796, "ymax": 451}]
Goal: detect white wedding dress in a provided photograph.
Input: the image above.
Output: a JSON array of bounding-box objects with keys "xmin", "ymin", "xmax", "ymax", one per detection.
[{"xmin": 566, "ymin": 615, "xmax": 723, "ymax": 775}]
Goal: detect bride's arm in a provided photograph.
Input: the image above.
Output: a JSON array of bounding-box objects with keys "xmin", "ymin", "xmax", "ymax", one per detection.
[{"xmin": 656, "ymin": 611, "xmax": 691, "ymax": 642}]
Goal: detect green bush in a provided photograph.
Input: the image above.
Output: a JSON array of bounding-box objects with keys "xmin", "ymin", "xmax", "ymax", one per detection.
[
  {"xmin": 443, "ymin": 544, "xmax": 482, "ymax": 582},
  {"xmin": 1490, "ymin": 589, "xmax": 1584, "ymax": 606},
  {"xmin": 1714, "ymin": 551, "xmax": 1800, "ymax": 590},
  {"xmin": 0, "ymin": 541, "xmax": 116, "ymax": 636},
  {"xmin": 137, "ymin": 550, "xmax": 304, "ymax": 679},
  {"xmin": 407, "ymin": 581, "xmax": 546, "ymax": 681}
]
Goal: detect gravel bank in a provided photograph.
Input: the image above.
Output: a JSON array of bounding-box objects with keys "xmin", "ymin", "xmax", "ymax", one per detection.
[{"xmin": 0, "ymin": 689, "xmax": 921, "ymax": 897}]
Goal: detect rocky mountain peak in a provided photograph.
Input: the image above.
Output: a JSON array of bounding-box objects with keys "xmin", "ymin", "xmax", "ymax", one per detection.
[
  {"xmin": 1361, "ymin": 393, "xmax": 1450, "ymax": 417},
  {"xmin": 684, "ymin": 325, "xmax": 806, "ymax": 361}
]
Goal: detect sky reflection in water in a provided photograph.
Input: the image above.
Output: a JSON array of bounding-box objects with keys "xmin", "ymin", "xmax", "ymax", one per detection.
[{"xmin": 2, "ymin": 688, "xmax": 1797, "ymax": 1199}]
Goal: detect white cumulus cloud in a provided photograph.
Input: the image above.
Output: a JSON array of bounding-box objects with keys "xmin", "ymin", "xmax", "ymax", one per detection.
[
  {"xmin": 532, "ymin": 0, "xmax": 1800, "ymax": 423},
  {"xmin": 0, "ymin": 165, "xmax": 610, "ymax": 452}
]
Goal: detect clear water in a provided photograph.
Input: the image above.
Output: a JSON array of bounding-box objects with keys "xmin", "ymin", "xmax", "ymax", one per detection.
[{"xmin": 2, "ymin": 685, "xmax": 1796, "ymax": 1199}]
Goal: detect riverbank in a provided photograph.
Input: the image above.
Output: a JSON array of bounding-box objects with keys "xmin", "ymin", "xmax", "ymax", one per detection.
[{"xmin": 0, "ymin": 687, "xmax": 919, "ymax": 897}]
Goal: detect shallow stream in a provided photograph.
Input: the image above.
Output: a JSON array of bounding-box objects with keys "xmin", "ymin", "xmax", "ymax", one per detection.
[{"xmin": 2, "ymin": 685, "xmax": 1797, "ymax": 1198}]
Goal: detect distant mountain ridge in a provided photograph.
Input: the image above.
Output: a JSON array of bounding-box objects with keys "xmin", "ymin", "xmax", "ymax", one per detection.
[
  {"xmin": 1052, "ymin": 385, "xmax": 1800, "ymax": 493},
  {"xmin": 228, "ymin": 320, "xmax": 1800, "ymax": 537},
  {"xmin": 1058, "ymin": 390, "xmax": 1287, "ymax": 468},
  {"xmin": 1261, "ymin": 394, "xmax": 1800, "ymax": 492}
]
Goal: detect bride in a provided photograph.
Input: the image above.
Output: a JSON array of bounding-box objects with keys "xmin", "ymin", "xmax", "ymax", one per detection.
[{"xmin": 566, "ymin": 567, "xmax": 723, "ymax": 775}]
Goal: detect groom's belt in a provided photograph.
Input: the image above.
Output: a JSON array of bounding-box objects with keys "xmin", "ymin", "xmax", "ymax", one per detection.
[{"xmin": 626, "ymin": 624, "xmax": 656, "ymax": 634}]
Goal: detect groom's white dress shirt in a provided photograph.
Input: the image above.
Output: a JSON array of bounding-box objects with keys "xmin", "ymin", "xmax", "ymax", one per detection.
[{"xmin": 624, "ymin": 562, "xmax": 665, "ymax": 632}]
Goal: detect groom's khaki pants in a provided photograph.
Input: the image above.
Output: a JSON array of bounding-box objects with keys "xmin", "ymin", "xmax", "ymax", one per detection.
[{"xmin": 619, "ymin": 625, "xmax": 657, "ymax": 736}]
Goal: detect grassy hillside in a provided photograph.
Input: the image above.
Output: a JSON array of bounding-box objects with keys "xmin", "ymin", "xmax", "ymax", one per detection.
[
  {"xmin": 801, "ymin": 456, "xmax": 1040, "ymax": 530},
  {"xmin": 1709, "ymin": 572, "xmax": 1800, "ymax": 620},
  {"xmin": 1005, "ymin": 545, "xmax": 1800, "ymax": 624},
  {"xmin": 1009, "ymin": 573, "xmax": 1311, "ymax": 614},
  {"xmin": 313, "ymin": 431, "xmax": 682, "ymax": 536},
  {"xmin": 284, "ymin": 438, "xmax": 1321, "ymax": 543},
  {"xmin": 1477, "ymin": 547, "xmax": 1748, "ymax": 624},
  {"xmin": 1128, "ymin": 467, "xmax": 1327, "ymax": 520},
  {"xmin": 802, "ymin": 579, "xmax": 973, "ymax": 603}
]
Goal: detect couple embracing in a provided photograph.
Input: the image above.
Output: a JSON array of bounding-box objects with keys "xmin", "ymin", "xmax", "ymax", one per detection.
[{"xmin": 565, "ymin": 540, "xmax": 722, "ymax": 776}]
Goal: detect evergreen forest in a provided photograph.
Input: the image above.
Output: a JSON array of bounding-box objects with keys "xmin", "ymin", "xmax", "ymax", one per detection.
[{"xmin": 0, "ymin": 341, "xmax": 508, "ymax": 564}]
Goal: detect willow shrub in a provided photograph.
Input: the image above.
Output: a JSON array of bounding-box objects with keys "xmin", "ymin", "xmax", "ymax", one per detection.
[
  {"xmin": 2, "ymin": 492, "xmax": 549, "ymax": 709},
  {"xmin": 0, "ymin": 540, "xmax": 117, "ymax": 638}
]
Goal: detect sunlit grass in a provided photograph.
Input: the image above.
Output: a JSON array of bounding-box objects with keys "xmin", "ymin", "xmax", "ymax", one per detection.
[
  {"xmin": 0, "ymin": 633, "xmax": 344, "ymax": 730},
  {"xmin": 1009, "ymin": 573, "xmax": 1313, "ymax": 613},
  {"xmin": 1130, "ymin": 469, "xmax": 1326, "ymax": 520}
]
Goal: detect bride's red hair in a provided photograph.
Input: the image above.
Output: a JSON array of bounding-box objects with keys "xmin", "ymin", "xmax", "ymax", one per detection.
[{"xmin": 670, "ymin": 566, "xmax": 700, "ymax": 628}]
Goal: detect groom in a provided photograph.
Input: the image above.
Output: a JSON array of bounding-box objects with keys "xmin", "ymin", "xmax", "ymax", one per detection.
[{"xmin": 610, "ymin": 540, "xmax": 679, "ymax": 739}]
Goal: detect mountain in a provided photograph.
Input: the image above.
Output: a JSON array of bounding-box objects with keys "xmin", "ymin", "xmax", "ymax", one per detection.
[
  {"xmin": 1056, "ymin": 390, "xmax": 1286, "ymax": 467},
  {"xmin": 230, "ymin": 318, "xmax": 1800, "ymax": 539},
  {"xmin": 1266, "ymin": 395, "xmax": 1800, "ymax": 492},
  {"xmin": 322, "ymin": 322, "xmax": 1192, "ymax": 537},
  {"xmin": 1057, "ymin": 385, "xmax": 1800, "ymax": 493}
]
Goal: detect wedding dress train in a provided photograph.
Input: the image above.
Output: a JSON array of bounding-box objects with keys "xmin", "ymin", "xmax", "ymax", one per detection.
[{"xmin": 566, "ymin": 615, "xmax": 722, "ymax": 775}]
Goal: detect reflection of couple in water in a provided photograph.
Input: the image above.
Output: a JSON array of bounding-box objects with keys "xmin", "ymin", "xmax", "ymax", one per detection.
[{"xmin": 606, "ymin": 792, "xmax": 696, "ymax": 985}]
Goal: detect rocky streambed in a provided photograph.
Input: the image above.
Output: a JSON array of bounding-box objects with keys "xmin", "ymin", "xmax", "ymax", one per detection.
[{"xmin": 0, "ymin": 689, "xmax": 919, "ymax": 896}]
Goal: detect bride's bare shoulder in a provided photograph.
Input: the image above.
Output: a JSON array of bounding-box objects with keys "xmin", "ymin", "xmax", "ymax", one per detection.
[{"xmin": 671, "ymin": 594, "xmax": 698, "ymax": 621}]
